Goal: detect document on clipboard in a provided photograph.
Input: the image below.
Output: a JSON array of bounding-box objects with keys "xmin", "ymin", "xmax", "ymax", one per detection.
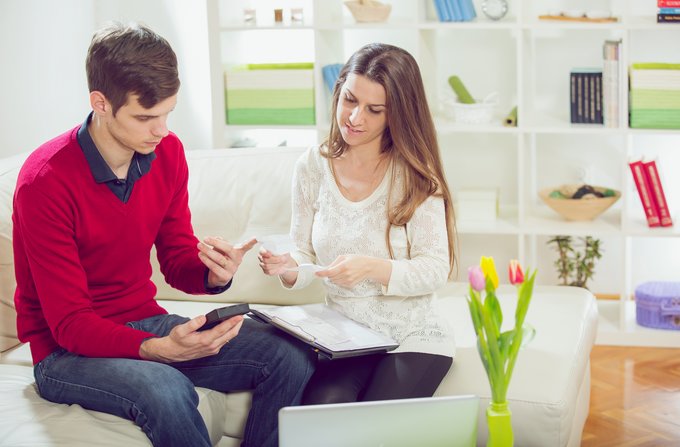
[{"xmin": 249, "ymin": 304, "xmax": 399, "ymax": 359}]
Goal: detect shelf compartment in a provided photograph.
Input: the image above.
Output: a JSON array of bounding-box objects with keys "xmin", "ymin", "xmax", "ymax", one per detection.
[
  {"xmin": 522, "ymin": 27, "xmax": 625, "ymax": 128},
  {"xmin": 596, "ymin": 300, "xmax": 680, "ymax": 347},
  {"xmin": 524, "ymin": 210, "xmax": 621, "ymax": 236}
]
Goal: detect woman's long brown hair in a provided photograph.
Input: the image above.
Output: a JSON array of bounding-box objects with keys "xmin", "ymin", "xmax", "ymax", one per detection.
[{"xmin": 323, "ymin": 43, "xmax": 457, "ymax": 277}]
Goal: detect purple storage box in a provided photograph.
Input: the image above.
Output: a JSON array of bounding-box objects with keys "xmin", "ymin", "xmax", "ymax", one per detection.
[{"xmin": 635, "ymin": 281, "xmax": 680, "ymax": 330}]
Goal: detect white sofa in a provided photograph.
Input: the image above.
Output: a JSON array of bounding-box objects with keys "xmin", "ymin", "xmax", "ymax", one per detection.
[{"xmin": 0, "ymin": 146, "xmax": 598, "ymax": 446}]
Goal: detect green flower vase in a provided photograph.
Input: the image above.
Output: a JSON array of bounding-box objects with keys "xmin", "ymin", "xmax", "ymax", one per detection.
[{"xmin": 486, "ymin": 402, "xmax": 513, "ymax": 447}]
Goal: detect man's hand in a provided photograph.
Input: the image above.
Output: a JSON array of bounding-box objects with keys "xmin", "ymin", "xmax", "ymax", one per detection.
[
  {"xmin": 198, "ymin": 236, "xmax": 257, "ymax": 288},
  {"xmin": 139, "ymin": 314, "xmax": 243, "ymax": 363}
]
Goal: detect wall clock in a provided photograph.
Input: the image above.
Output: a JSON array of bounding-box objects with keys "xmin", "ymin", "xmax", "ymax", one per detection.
[{"xmin": 481, "ymin": 0, "xmax": 509, "ymax": 20}]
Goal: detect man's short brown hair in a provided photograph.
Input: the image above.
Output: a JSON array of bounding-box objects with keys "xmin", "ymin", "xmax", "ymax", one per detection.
[{"xmin": 86, "ymin": 22, "xmax": 180, "ymax": 115}]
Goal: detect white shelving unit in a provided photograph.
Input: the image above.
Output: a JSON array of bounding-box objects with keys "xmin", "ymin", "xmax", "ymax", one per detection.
[{"xmin": 207, "ymin": 0, "xmax": 680, "ymax": 347}]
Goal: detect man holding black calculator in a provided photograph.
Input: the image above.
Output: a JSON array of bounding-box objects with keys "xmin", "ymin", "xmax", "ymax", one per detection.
[{"xmin": 12, "ymin": 23, "xmax": 314, "ymax": 447}]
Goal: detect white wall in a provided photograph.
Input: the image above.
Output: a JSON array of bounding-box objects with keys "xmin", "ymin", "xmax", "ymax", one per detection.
[
  {"xmin": 0, "ymin": 0, "xmax": 95, "ymax": 156},
  {"xmin": 1, "ymin": 0, "xmax": 675, "ymax": 295},
  {"xmin": 0, "ymin": 0, "xmax": 213, "ymax": 157}
]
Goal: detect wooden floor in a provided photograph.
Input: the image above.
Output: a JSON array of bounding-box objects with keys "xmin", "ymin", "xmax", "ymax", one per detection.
[{"xmin": 581, "ymin": 345, "xmax": 680, "ymax": 446}]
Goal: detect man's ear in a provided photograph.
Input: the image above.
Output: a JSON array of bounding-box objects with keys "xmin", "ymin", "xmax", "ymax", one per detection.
[{"xmin": 90, "ymin": 91, "xmax": 109, "ymax": 116}]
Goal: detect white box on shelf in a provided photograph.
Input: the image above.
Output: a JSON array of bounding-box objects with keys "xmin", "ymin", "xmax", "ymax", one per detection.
[{"xmin": 455, "ymin": 188, "xmax": 499, "ymax": 221}]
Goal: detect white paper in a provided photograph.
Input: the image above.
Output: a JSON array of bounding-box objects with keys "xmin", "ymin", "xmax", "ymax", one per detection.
[
  {"xmin": 255, "ymin": 304, "xmax": 398, "ymax": 352},
  {"xmin": 285, "ymin": 263, "xmax": 326, "ymax": 273}
]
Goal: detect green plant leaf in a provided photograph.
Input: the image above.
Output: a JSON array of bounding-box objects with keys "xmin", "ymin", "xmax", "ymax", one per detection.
[
  {"xmin": 515, "ymin": 269, "xmax": 536, "ymax": 327},
  {"xmin": 498, "ymin": 329, "xmax": 515, "ymax": 362},
  {"xmin": 466, "ymin": 292, "xmax": 483, "ymax": 335},
  {"xmin": 485, "ymin": 290, "xmax": 503, "ymax": 338}
]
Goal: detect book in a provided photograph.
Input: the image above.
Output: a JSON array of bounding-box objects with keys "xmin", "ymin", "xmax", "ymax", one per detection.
[
  {"xmin": 570, "ymin": 69, "xmax": 603, "ymax": 124},
  {"xmin": 657, "ymin": 13, "xmax": 680, "ymax": 22},
  {"xmin": 448, "ymin": 0, "xmax": 463, "ymax": 22},
  {"xmin": 658, "ymin": 0, "xmax": 680, "ymax": 7},
  {"xmin": 249, "ymin": 304, "xmax": 399, "ymax": 359},
  {"xmin": 459, "ymin": 0, "xmax": 477, "ymax": 21},
  {"xmin": 602, "ymin": 40, "xmax": 621, "ymax": 128},
  {"xmin": 628, "ymin": 159, "xmax": 661, "ymax": 227},
  {"xmin": 594, "ymin": 72, "xmax": 603, "ymax": 123},
  {"xmin": 433, "ymin": 0, "xmax": 448, "ymax": 21},
  {"xmin": 570, "ymin": 72, "xmax": 578, "ymax": 123},
  {"xmin": 642, "ymin": 158, "xmax": 673, "ymax": 227},
  {"xmin": 576, "ymin": 72, "xmax": 584, "ymax": 122}
]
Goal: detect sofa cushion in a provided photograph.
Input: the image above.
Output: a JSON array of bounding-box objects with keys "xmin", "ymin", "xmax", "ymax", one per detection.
[
  {"xmin": 0, "ymin": 153, "xmax": 28, "ymax": 352},
  {"xmin": 151, "ymin": 147, "xmax": 325, "ymax": 305},
  {"xmin": 0, "ymin": 363, "xmax": 248, "ymax": 447}
]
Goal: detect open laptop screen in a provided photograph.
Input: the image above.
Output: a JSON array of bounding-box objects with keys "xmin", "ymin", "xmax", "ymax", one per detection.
[{"xmin": 279, "ymin": 394, "xmax": 479, "ymax": 447}]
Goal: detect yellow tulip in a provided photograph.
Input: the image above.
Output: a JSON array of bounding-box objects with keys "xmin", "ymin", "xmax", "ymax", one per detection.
[{"xmin": 480, "ymin": 256, "xmax": 499, "ymax": 289}]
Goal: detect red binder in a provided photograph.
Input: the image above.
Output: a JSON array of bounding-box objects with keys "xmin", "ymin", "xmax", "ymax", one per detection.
[
  {"xmin": 643, "ymin": 158, "xmax": 673, "ymax": 227},
  {"xmin": 628, "ymin": 159, "xmax": 661, "ymax": 227}
]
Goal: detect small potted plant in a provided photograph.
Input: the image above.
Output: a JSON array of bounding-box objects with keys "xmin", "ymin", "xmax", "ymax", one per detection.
[{"xmin": 547, "ymin": 235, "xmax": 602, "ymax": 289}]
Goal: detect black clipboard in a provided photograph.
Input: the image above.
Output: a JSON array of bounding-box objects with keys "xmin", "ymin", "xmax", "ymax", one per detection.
[{"xmin": 249, "ymin": 304, "xmax": 399, "ymax": 359}]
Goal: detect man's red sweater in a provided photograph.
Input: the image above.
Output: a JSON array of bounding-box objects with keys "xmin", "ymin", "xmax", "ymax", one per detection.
[{"xmin": 13, "ymin": 125, "xmax": 209, "ymax": 364}]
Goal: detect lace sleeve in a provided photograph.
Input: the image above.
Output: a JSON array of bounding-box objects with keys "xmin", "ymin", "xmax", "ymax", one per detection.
[
  {"xmin": 287, "ymin": 147, "xmax": 321, "ymax": 290},
  {"xmin": 385, "ymin": 196, "xmax": 450, "ymax": 296}
]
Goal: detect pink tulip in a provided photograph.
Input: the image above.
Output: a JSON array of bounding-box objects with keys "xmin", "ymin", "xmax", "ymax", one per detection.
[
  {"xmin": 508, "ymin": 259, "xmax": 524, "ymax": 285},
  {"xmin": 468, "ymin": 265, "xmax": 486, "ymax": 291}
]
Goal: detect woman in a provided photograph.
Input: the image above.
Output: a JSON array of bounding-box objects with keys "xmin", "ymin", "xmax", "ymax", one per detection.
[{"xmin": 258, "ymin": 43, "xmax": 457, "ymax": 404}]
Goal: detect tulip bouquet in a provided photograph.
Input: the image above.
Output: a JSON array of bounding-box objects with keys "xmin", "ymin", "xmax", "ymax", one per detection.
[{"xmin": 467, "ymin": 257, "xmax": 536, "ymax": 446}]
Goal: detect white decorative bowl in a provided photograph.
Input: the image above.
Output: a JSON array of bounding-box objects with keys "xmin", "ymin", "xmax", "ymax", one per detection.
[
  {"xmin": 539, "ymin": 185, "xmax": 621, "ymax": 221},
  {"xmin": 344, "ymin": 1, "xmax": 392, "ymax": 23}
]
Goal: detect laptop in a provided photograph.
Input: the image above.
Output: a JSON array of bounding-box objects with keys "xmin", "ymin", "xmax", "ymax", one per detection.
[{"xmin": 278, "ymin": 394, "xmax": 479, "ymax": 447}]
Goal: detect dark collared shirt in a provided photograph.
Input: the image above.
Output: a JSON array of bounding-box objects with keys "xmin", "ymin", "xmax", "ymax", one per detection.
[
  {"xmin": 76, "ymin": 113, "xmax": 229, "ymax": 294},
  {"xmin": 77, "ymin": 113, "xmax": 156, "ymax": 204}
]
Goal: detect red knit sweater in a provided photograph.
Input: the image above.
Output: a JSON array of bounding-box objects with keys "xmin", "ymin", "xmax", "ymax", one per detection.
[{"xmin": 13, "ymin": 126, "xmax": 208, "ymax": 364}]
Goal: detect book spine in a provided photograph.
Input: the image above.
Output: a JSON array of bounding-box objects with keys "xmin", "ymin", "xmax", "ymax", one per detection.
[
  {"xmin": 576, "ymin": 73, "xmax": 584, "ymax": 123},
  {"xmin": 658, "ymin": 0, "xmax": 680, "ymax": 7},
  {"xmin": 602, "ymin": 40, "xmax": 620, "ymax": 128},
  {"xmin": 595, "ymin": 72, "xmax": 603, "ymax": 124},
  {"xmin": 629, "ymin": 160, "xmax": 661, "ymax": 227},
  {"xmin": 657, "ymin": 13, "xmax": 680, "ymax": 22},
  {"xmin": 460, "ymin": 0, "xmax": 476, "ymax": 21},
  {"xmin": 659, "ymin": 7, "xmax": 680, "ymax": 13},
  {"xmin": 433, "ymin": 0, "xmax": 446, "ymax": 21},
  {"xmin": 588, "ymin": 73, "xmax": 596, "ymax": 123},
  {"xmin": 643, "ymin": 159, "xmax": 674, "ymax": 227},
  {"xmin": 570, "ymin": 72, "xmax": 577, "ymax": 123},
  {"xmin": 449, "ymin": 0, "xmax": 463, "ymax": 22}
]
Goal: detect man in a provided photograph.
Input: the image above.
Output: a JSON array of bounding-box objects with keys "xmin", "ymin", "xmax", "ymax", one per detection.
[{"xmin": 12, "ymin": 22, "xmax": 314, "ymax": 447}]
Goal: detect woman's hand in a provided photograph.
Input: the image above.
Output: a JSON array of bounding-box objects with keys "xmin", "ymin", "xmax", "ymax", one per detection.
[
  {"xmin": 258, "ymin": 247, "xmax": 299, "ymax": 286},
  {"xmin": 316, "ymin": 255, "xmax": 391, "ymax": 289}
]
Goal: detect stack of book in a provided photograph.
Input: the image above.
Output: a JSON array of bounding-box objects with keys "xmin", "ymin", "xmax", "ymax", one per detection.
[
  {"xmin": 629, "ymin": 63, "xmax": 680, "ymax": 129},
  {"xmin": 225, "ymin": 63, "xmax": 315, "ymax": 125},
  {"xmin": 658, "ymin": 0, "xmax": 680, "ymax": 23},
  {"xmin": 628, "ymin": 157, "xmax": 673, "ymax": 228},
  {"xmin": 570, "ymin": 68, "xmax": 603, "ymax": 124},
  {"xmin": 602, "ymin": 40, "xmax": 621, "ymax": 127},
  {"xmin": 433, "ymin": 0, "xmax": 476, "ymax": 22}
]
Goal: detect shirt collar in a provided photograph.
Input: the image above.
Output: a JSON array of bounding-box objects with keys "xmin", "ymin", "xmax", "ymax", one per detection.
[{"xmin": 77, "ymin": 112, "xmax": 157, "ymax": 183}]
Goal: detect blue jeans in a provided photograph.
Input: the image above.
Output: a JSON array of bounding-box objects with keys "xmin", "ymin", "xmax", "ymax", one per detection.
[{"xmin": 33, "ymin": 315, "xmax": 316, "ymax": 447}]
